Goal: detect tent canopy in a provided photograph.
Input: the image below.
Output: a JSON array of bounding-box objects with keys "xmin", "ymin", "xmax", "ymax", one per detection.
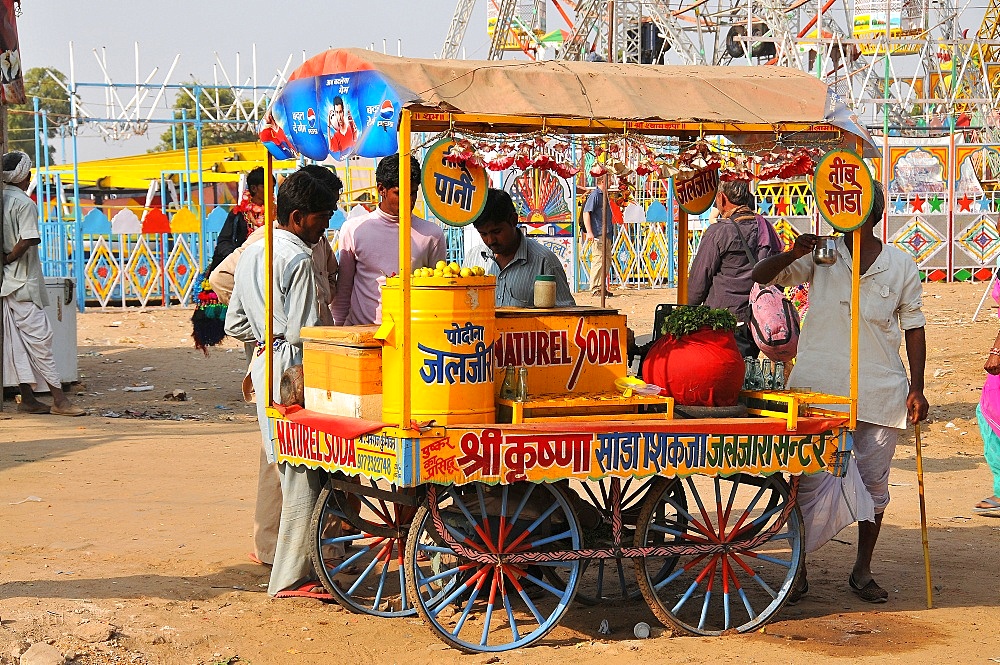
[
  {"xmin": 37, "ymin": 142, "xmax": 296, "ymax": 190},
  {"xmin": 262, "ymin": 49, "xmax": 876, "ymax": 159}
]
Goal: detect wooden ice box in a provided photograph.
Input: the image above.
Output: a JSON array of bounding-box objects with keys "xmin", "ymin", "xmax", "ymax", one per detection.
[{"xmin": 300, "ymin": 325, "xmax": 383, "ymax": 419}]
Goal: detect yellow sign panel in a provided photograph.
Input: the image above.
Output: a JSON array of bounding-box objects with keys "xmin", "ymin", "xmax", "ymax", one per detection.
[
  {"xmin": 494, "ymin": 311, "xmax": 627, "ymax": 394},
  {"xmin": 422, "ymin": 138, "xmax": 489, "ymax": 227},
  {"xmin": 268, "ymin": 416, "xmax": 851, "ymax": 487},
  {"xmin": 673, "ymin": 168, "xmax": 719, "ymax": 215},
  {"xmin": 419, "ymin": 426, "xmax": 850, "ymax": 485},
  {"xmin": 813, "ymin": 149, "xmax": 875, "ymax": 233}
]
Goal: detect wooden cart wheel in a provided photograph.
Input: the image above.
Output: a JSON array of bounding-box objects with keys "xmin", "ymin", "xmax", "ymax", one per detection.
[
  {"xmin": 404, "ymin": 483, "xmax": 582, "ymax": 653},
  {"xmin": 633, "ymin": 474, "xmax": 803, "ymax": 636},
  {"xmin": 310, "ymin": 476, "xmax": 416, "ymax": 617}
]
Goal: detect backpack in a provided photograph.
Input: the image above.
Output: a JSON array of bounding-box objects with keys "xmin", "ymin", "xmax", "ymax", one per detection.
[
  {"xmin": 731, "ymin": 218, "xmax": 801, "ymax": 362},
  {"xmin": 748, "ymin": 283, "xmax": 800, "ymax": 362}
]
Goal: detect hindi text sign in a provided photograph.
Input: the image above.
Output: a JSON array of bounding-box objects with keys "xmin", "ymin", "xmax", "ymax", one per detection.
[
  {"xmin": 673, "ymin": 167, "xmax": 719, "ymax": 215},
  {"xmin": 422, "ymin": 139, "xmax": 488, "ymax": 227},
  {"xmin": 813, "ymin": 149, "xmax": 875, "ymax": 232}
]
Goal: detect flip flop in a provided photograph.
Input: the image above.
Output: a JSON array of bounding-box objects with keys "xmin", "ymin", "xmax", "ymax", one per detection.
[
  {"xmin": 50, "ymin": 405, "xmax": 86, "ymax": 417},
  {"xmin": 247, "ymin": 552, "xmax": 272, "ymax": 567},
  {"xmin": 849, "ymin": 575, "xmax": 888, "ymax": 603},
  {"xmin": 17, "ymin": 403, "xmax": 51, "ymax": 414},
  {"xmin": 274, "ymin": 582, "xmax": 334, "ymax": 601},
  {"xmin": 974, "ymin": 497, "xmax": 1000, "ymax": 515}
]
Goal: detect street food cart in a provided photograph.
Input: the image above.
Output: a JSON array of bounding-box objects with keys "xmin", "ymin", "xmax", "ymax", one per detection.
[{"xmin": 257, "ymin": 48, "xmax": 876, "ymax": 652}]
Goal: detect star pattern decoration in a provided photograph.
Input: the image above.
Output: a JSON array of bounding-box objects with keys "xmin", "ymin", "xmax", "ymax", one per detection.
[
  {"xmin": 893, "ymin": 198, "xmax": 907, "ymax": 213},
  {"xmin": 758, "ymin": 199, "xmax": 773, "ymax": 215},
  {"xmin": 775, "ymin": 200, "xmax": 789, "ymax": 215},
  {"xmin": 958, "ymin": 194, "xmax": 974, "ymax": 212},
  {"xmin": 929, "ymin": 195, "xmax": 944, "ymax": 213},
  {"xmin": 977, "ymin": 197, "xmax": 991, "ymax": 213},
  {"xmin": 793, "ymin": 198, "xmax": 808, "ymax": 215},
  {"xmin": 910, "ymin": 194, "xmax": 925, "ymax": 213}
]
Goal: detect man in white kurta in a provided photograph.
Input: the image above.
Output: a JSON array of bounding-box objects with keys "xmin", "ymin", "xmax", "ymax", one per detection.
[
  {"xmin": 752, "ymin": 181, "xmax": 928, "ymax": 604},
  {"xmin": 1, "ymin": 151, "xmax": 83, "ymax": 416},
  {"xmin": 225, "ymin": 166, "xmax": 341, "ymax": 597}
]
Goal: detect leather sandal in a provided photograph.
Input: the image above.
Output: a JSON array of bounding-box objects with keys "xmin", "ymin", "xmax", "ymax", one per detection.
[
  {"xmin": 849, "ymin": 575, "xmax": 888, "ymax": 603},
  {"xmin": 786, "ymin": 579, "xmax": 808, "ymax": 605}
]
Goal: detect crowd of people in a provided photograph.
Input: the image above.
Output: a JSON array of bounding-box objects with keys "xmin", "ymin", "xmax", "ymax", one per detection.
[{"xmin": 213, "ymin": 157, "xmax": 574, "ymax": 599}]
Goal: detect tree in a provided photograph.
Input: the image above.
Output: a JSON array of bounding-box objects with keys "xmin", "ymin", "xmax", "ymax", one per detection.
[
  {"xmin": 153, "ymin": 83, "xmax": 260, "ymax": 152},
  {"xmin": 8, "ymin": 67, "xmax": 71, "ymax": 163}
]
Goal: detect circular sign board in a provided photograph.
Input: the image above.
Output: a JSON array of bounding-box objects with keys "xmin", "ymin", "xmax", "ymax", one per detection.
[
  {"xmin": 673, "ymin": 167, "xmax": 719, "ymax": 215},
  {"xmin": 812, "ymin": 149, "xmax": 875, "ymax": 233},
  {"xmin": 421, "ymin": 138, "xmax": 489, "ymax": 227}
]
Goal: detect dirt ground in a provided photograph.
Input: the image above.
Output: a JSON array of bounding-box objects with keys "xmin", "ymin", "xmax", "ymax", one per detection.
[{"xmin": 2, "ymin": 282, "xmax": 1000, "ymax": 664}]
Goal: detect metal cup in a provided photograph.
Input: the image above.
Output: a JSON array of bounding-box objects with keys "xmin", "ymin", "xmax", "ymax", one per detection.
[{"xmin": 812, "ymin": 236, "xmax": 838, "ymax": 266}]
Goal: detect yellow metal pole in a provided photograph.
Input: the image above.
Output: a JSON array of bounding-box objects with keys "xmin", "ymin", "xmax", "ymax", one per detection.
[
  {"xmin": 677, "ymin": 207, "xmax": 689, "ymax": 304},
  {"xmin": 398, "ymin": 110, "xmax": 412, "ymax": 429},
  {"xmin": 850, "ymin": 226, "xmax": 860, "ymax": 430},
  {"xmin": 914, "ymin": 422, "xmax": 933, "ymax": 609},
  {"xmin": 264, "ymin": 154, "xmax": 274, "ymax": 410}
]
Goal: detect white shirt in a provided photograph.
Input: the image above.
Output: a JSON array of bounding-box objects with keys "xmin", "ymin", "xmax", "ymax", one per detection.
[
  {"xmin": 224, "ymin": 229, "xmax": 320, "ymax": 349},
  {"xmin": 1, "ymin": 185, "xmax": 47, "ymax": 308},
  {"xmin": 770, "ymin": 236, "xmax": 925, "ymax": 429}
]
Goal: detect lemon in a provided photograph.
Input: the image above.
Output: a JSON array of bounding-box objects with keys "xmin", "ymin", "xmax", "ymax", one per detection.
[
  {"xmin": 435, "ymin": 260, "xmax": 447, "ymax": 270},
  {"xmin": 448, "ymin": 261, "xmax": 460, "ymax": 273},
  {"xmin": 443, "ymin": 269, "xmax": 454, "ymax": 278},
  {"xmin": 473, "ymin": 266, "xmax": 485, "ymax": 276},
  {"xmin": 434, "ymin": 268, "xmax": 444, "ymax": 277},
  {"xmin": 460, "ymin": 267, "xmax": 472, "ymax": 278}
]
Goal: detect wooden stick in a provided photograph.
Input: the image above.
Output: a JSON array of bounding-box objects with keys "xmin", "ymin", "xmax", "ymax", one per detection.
[{"xmin": 914, "ymin": 422, "xmax": 932, "ymax": 609}]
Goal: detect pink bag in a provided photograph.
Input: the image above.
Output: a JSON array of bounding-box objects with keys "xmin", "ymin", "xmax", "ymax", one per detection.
[{"xmin": 748, "ymin": 283, "xmax": 801, "ymax": 362}]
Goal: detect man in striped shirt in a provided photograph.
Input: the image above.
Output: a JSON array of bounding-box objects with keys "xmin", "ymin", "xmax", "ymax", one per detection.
[{"xmin": 463, "ymin": 188, "xmax": 575, "ymax": 308}]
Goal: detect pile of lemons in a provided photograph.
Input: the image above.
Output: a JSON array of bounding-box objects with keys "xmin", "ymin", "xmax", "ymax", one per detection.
[{"xmin": 413, "ymin": 260, "xmax": 487, "ymax": 279}]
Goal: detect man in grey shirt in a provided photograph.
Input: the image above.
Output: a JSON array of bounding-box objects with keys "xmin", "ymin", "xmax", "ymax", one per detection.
[
  {"xmin": 463, "ymin": 188, "xmax": 575, "ymax": 308},
  {"xmin": 686, "ymin": 180, "xmax": 779, "ymax": 357}
]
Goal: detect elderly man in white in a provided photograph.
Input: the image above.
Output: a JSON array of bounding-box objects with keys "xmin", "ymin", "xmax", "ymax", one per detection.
[{"xmin": 1, "ymin": 151, "xmax": 83, "ymax": 416}]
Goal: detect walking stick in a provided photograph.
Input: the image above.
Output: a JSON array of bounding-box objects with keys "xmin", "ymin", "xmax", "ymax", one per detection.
[{"xmin": 914, "ymin": 422, "xmax": 932, "ymax": 609}]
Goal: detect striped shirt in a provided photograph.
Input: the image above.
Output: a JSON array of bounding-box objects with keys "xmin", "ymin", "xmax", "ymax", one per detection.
[{"xmin": 463, "ymin": 232, "xmax": 576, "ymax": 308}]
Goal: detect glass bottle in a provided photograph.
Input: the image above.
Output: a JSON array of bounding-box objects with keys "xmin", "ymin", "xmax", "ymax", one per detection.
[
  {"xmin": 516, "ymin": 367, "xmax": 529, "ymax": 402},
  {"xmin": 743, "ymin": 358, "xmax": 755, "ymax": 390},
  {"xmin": 750, "ymin": 359, "xmax": 766, "ymax": 391},
  {"xmin": 773, "ymin": 361, "xmax": 786, "ymax": 390},
  {"xmin": 761, "ymin": 359, "xmax": 773, "ymax": 390},
  {"xmin": 501, "ymin": 365, "xmax": 516, "ymax": 400}
]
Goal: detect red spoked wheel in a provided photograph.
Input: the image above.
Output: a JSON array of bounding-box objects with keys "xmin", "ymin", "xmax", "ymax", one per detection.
[
  {"xmin": 404, "ymin": 482, "xmax": 582, "ymax": 653},
  {"xmin": 633, "ymin": 474, "xmax": 804, "ymax": 635}
]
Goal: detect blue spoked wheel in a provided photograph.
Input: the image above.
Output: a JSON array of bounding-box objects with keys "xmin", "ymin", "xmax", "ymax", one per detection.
[
  {"xmin": 404, "ymin": 483, "xmax": 582, "ymax": 653},
  {"xmin": 633, "ymin": 474, "xmax": 803, "ymax": 636},
  {"xmin": 310, "ymin": 477, "xmax": 417, "ymax": 617}
]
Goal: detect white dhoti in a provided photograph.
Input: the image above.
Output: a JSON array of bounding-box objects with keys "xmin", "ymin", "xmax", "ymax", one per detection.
[{"xmin": 2, "ymin": 296, "xmax": 59, "ymax": 389}]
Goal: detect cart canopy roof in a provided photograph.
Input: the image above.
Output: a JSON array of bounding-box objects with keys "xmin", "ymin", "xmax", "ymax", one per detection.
[{"xmin": 259, "ymin": 48, "xmax": 876, "ymax": 161}]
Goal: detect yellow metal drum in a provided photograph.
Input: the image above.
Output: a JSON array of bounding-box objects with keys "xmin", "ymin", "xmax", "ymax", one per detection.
[{"xmin": 379, "ymin": 275, "xmax": 497, "ymax": 425}]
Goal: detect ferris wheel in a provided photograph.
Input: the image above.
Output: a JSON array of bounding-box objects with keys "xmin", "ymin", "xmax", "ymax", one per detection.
[{"xmin": 443, "ymin": 0, "xmax": 989, "ymax": 131}]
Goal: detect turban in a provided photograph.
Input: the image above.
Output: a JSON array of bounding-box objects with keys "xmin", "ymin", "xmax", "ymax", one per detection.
[{"xmin": 2, "ymin": 151, "xmax": 30, "ymax": 184}]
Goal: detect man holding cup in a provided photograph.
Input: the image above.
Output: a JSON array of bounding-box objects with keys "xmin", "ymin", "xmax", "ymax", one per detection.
[{"xmin": 752, "ymin": 180, "xmax": 928, "ymax": 604}]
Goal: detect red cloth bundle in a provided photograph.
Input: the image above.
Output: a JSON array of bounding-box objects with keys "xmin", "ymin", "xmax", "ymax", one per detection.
[{"xmin": 641, "ymin": 328, "xmax": 744, "ymax": 407}]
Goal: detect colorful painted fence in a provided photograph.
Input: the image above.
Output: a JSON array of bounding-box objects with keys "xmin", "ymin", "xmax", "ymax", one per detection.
[{"xmin": 757, "ymin": 141, "xmax": 1000, "ymax": 281}]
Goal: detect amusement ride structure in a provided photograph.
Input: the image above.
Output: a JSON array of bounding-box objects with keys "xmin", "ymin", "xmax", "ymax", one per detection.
[{"xmin": 442, "ymin": 1, "xmax": 1000, "ymax": 286}]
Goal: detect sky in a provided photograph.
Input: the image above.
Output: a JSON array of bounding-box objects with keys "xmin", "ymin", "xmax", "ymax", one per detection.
[
  {"xmin": 16, "ymin": 0, "xmax": 496, "ymax": 160},
  {"xmin": 15, "ymin": 0, "xmax": 996, "ymax": 161}
]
